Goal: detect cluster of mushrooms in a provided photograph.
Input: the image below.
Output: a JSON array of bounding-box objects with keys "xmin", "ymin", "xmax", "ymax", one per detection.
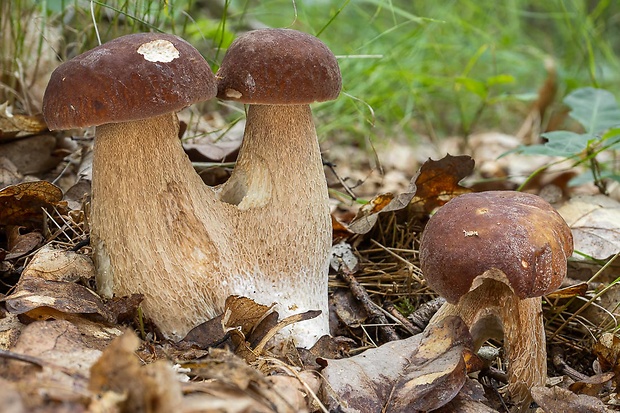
[
  {"xmin": 42, "ymin": 29, "xmax": 574, "ymax": 409},
  {"xmin": 43, "ymin": 30, "xmax": 341, "ymax": 348}
]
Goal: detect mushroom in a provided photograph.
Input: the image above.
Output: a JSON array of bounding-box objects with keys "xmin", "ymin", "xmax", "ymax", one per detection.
[
  {"xmin": 419, "ymin": 191, "xmax": 573, "ymax": 408},
  {"xmin": 215, "ymin": 28, "xmax": 341, "ymax": 347},
  {"xmin": 42, "ymin": 30, "xmax": 341, "ymax": 348},
  {"xmin": 42, "ymin": 33, "xmax": 230, "ymax": 340}
]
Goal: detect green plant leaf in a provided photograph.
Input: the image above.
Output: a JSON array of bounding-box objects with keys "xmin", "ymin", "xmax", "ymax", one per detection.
[
  {"xmin": 454, "ymin": 77, "xmax": 487, "ymax": 98},
  {"xmin": 565, "ymin": 88, "xmax": 620, "ymax": 135},
  {"xmin": 518, "ymin": 131, "xmax": 590, "ymax": 157},
  {"xmin": 543, "ymin": 131, "xmax": 593, "ymax": 154},
  {"xmin": 601, "ymin": 127, "xmax": 620, "ymax": 146},
  {"xmin": 486, "ymin": 74, "xmax": 515, "ymax": 87}
]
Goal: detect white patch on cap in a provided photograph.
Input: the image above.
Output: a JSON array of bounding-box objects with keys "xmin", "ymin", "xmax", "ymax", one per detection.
[{"xmin": 137, "ymin": 39, "xmax": 180, "ymax": 62}]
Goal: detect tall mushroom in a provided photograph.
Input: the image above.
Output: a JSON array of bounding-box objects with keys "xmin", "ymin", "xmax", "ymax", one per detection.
[
  {"xmin": 419, "ymin": 191, "xmax": 573, "ymax": 409},
  {"xmin": 42, "ymin": 33, "xmax": 231, "ymax": 340},
  {"xmin": 215, "ymin": 28, "xmax": 341, "ymax": 347},
  {"xmin": 42, "ymin": 30, "xmax": 341, "ymax": 348}
]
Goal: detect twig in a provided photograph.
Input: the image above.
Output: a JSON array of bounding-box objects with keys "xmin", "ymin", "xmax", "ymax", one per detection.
[
  {"xmin": 323, "ymin": 160, "xmax": 357, "ymax": 200},
  {"xmin": 383, "ymin": 300, "xmax": 418, "ymax": 335},
  {"xmin": 0, "ymin": 349, "xmax": 88, "ymax": 380},
  {"xmin": 408, "ymin": 297, "xmax": 446, "ymax": 332},
  {"xmin": 551, "ymin": 346, "xmax": 589, "ymax": 381},
  {"xmin": 338, "ymin": 266, "xmax": 400, "ymax": 342}
]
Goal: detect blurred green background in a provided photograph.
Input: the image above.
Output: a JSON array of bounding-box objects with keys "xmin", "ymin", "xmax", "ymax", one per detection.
[{"xmin": 2, "ymin": 0, "xmax": 619, "ymax": 145}]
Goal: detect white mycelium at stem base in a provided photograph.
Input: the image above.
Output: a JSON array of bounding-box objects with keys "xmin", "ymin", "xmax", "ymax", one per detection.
[{"xmin": 217, "ymin": 105, "xmax": 332, "ymax": 346}]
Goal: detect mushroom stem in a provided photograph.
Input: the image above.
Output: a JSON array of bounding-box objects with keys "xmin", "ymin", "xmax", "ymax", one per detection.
[
  {"xmin": 91, "ymin": 112, "xmax": 230, "ymax": 339},
  {"xmin": 430, "ymin": 273, "xmax": 546, "ymax": 410},
  {"xmin": 218, "ymin": 104, "xmax": 331, "ymax": 346}
]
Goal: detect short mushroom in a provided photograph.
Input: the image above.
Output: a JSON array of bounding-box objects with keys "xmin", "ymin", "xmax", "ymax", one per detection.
[
  {"xmin": 42, "ymin": 33, "xmax": 230, "ymax": 340},
  {"xmin": 215, "ymin": 28, "xmax": 341, "ymax": 346},
  {"xmin": 419, "ymin": 191, "xmax": 573, "ymax": 408}
]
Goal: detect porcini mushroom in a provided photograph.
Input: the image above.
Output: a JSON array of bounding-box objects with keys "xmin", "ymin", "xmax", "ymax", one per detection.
[
  {"xmin": 42, "ymin": 30, "xmax": 341, "ymax": 348},
  {"xmin": 215, "ymin": 28, "xmax": 341, "ymax": 347},
  {"xmin": 42, "ymin": 33, "xmax": 230, "ymax": 339},
  {"xmin": 419, "ymin": 191, "xmax": 573, "ymax": 408}
]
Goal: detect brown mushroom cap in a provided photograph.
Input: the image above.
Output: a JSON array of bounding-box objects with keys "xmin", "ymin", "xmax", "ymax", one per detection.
[
  {"xmin": 216, "ymin": 28, "xmax": 341, "ymax": 104},
  {"xmin": 419, "ymin": 191, "xmax": 573, "ymax": 303},
  {"xmin": 43, "ymin": 33, "xmax": 216, "ymax": 130}
]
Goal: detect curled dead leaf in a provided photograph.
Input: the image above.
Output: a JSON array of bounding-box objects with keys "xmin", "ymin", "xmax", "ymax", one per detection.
[
  {"xmin": 346, "ymin": 154, "xmax": 474, "ymax": 234},
  {"xmin": 0, "ymin": 181, "xmax": 63, "ymax": 227},
  {"xmin": 5, "ymin": 276, "xmax": 112, "ymax": 322},
  {"xmin": 408, "ymin": 154, "xmax": 474, "ymax": 215},
  {"xmin": 322, "ymin": 316, "xmax": 473, "ymax": 412},
  {"xmin": 0, "ymin": 102, "xmax": 47, "ymax": 139},
  {"xmin": 21, "ymin": 245, "xmax": 95, "ymax": 282},
  {"xmin": 89, "ymin": 330, "xmax": 183, "ymax": 413}
]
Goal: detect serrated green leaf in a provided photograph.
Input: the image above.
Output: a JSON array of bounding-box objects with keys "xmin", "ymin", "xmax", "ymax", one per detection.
[{"xmin": 564, "ymin": 88, "xmax": 620, "ymax": 135}]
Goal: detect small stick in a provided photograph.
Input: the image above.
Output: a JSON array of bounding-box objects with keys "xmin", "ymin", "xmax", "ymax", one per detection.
[
  {"xmin": 408, "ymin": 297, "xmax": 446, "ymax": 332},
  {"xmin": 323, "ymin": 160, "xmax": 358, "ymax": 200},
  {"xmin": 338, "ymin": 266, "xmax": 400, "ymax": 343},
  {"xmin": 551, "ymin": 346, "xmax": 589, "ymax": 381},
  {"xmin": 383, "ymin": 300, "xmax": 418, "ymax": 335}
]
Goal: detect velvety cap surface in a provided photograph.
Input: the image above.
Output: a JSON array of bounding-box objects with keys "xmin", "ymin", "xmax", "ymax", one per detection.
[
  {"xmin": 216, "ymin": 28, "xmax": 341, "ymax": 104},
  {"xmin": 43, "ymin": 32, "xmax": 216, "ymax": 130},
  {"xmin": 419, "ymin": 191, "xmax": 574, "ymax": 303}
]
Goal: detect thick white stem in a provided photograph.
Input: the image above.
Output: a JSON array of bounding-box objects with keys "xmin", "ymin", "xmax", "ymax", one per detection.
[
  {"xmin": 91, "ymin": 108, "xmax": 331, "ymax": 347},
  {"xmin": 218, "ymin": 105, "xmax": 331, "ymax": 347},
  {"xmin": 430, "ymin": 277, "xmax": 546, "ymax": 410},
  {"xmin": 91, "ymin": 113, "xmax": 231, "ymax": 339}
]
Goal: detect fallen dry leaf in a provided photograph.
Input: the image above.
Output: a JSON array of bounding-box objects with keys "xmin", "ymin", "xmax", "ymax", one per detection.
[
  {"xmin": 408, "ymin": 154, "xmax": 474, "ymax": 214},
  {"xmin": 21, "ymin": 245, "xmax": 95, "ymax": 282},
  {"xmin": 330, "ymin": 288, "xmax": 370, "ymax": 331},
  {"xmin": 569, "ymin": 371, "xmax": 615, "ymax": 397},
  {"xmin": 557, "ymin": 194, "xmax": 620, "ymax": 260},
  {"xmin": 546, "ymin": 282, "xmax": 589, "ymax": 299},
  {"xmin": 1, "ymin": 319, "xmax": 120, "ymax": 409},
  {"xmin": 181, "ymin": 295, "xmax": 273, "ymax": 349},
  {"xmin": 183, "ymin": 348, "xmax": 308, "ymax": 412},
  {"xmin": 0, "ymin": 102, "xmax": 47, "ymax": 139},
  {"xmin": 89, "ymin": 330, "xmax": 183, "ymax": 413},
  {"xmin": 0, "ymin": 134, "xmax": 64, "ymax": 174},
  {"xmin": 347, "ymin": 154, "xmax": 474, "ymax": 234},
  {"xmin": 531, "ymin": 385, "xmax": 608, "ymax": 413},
  {"xmin": 347, "ymin": 193, "xmax": 398, "ymax": 234},
  {"xmin": 329, "ymin": 242, "xmax": 359, "ymax": 273},
  {"xmin": 6, "ymin": 276, "xmax": 112, "ymax": 322},
  {"xmin": 0, "ymin": 377, "xmax": 26, "ymax": 413},
  {"xmin": 266, "ymin": 372, "xmax": 320, "ymax": 412},
  {"xmin": 593, "ymin": 333, "xmax": 620, "ymax": 379},
  {"xmin": 0, "ymin": 157, "xmax": 23, "ymax": 188},
  {"xmin": 432, "ymin": 378, "xmax": 498, "ymax": 412},
  {"xmin": 0, "ymin": 181, "xmax": 63, "ymax": 227},
  {"xmin": 4, "ymin": 227, "xmax": 42, "ymax": 259},
  {"xmin": 322, "ymin": 316, "xmax": 473, "ymax": 412}
]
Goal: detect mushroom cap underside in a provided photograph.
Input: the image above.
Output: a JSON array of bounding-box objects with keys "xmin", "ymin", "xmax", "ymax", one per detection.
[
  {"xmin": 419, "ymin": 191, "xmax": 574, "ymax": 303},
  {"xmin": 43, "ymin": 32, "xmax": 216, "ymax": 130},
  {"xmin": 216, "ymin": 28, "xmax": 342, "ymax": 104}
]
